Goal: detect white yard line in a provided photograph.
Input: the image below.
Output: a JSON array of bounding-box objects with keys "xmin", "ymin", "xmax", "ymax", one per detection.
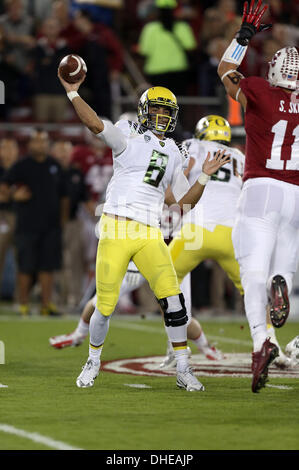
[
  {"xmin": 0, "ymin": 424, "xmax": 82, "ymax": 450},
  {"xmin": 266, "ymin": 384, "xmax": 293, "ymax": 390},
  {"xmin": 124, "ymin": 383, "xmax": 152, "ymax": 389}
]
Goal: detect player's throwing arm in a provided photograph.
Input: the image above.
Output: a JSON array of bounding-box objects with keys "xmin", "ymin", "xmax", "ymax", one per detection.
[{"xmin": 58, "ymin": 69, "xmax": 231, "ymax": 209}]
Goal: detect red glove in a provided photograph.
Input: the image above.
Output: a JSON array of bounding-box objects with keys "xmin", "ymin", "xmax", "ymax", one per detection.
[{"xmin": 236, "ymin": 0, "xmax": 272, "ymax": 46}]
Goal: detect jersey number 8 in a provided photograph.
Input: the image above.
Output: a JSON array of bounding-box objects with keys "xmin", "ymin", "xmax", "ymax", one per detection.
[{"xmin": 143, "ymin": 150, "xmax": 169, "ymax": 187}]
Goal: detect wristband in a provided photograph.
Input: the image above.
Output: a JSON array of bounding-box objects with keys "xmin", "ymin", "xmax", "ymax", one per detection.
[
  {"xmin": 197, "ymin": 172, "xmax": 210, "ymax": 186},
  {"xmin": 67, "ymin": 91, "xmax": 79, "ymax": 101},
  {"xmin": 221, "ymin": 38, "xmax": 247, "ymax": 66}
]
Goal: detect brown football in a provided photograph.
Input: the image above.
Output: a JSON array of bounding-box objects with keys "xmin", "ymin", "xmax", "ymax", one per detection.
[{"xmin": 58, "ymin": 54, "xmax": 87, "ymax": 84}]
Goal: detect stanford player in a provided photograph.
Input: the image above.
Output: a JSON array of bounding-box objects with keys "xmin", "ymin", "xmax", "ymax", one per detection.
[{"xmin": 217, "ymin": 0, "xmax": 299, "ymax": 393}]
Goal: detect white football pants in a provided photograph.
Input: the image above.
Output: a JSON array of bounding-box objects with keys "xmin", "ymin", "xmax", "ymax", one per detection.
[{"xmin": 232, "ymin": 177, "xmax": 299, "ymax": 349}]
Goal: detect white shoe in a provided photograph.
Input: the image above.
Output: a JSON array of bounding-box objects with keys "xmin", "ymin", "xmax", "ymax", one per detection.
[
  {"xmin": 268, "ymin": 335, "xmax": 295, "ymax": 368},
  {"xmin": 200, "ymin": 344, "xmax": 224, "ymax": 361},
  {"xmin": 176, "ymin": 367, "xmax": 205, "ymax": 392},
  {"xmin": 49, "ymin": 332, "xmax": 86, "ymax": 349},
  {"xmin": 273, "ymin": 351, "xmax": 293, "ymax": 369},
  {"xmin": 76, "ymin": 359, "xmax": 100, "ymax": 388},
  {"xmin": 285, "ymin": 335, "xmax": 299, "ymax": 363},
  {"xmin": 159, "ymin": 346, "xmax": 192, "ymax": 369}
]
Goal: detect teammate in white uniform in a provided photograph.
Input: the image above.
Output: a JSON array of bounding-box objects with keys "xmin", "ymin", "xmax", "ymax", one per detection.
[
  {"xmin": 164, "ymin": 114, "xmax": 291, "ymax": 368},
  {"xmin": 58, "ymin": 71, "xmax": 230, "ymax": 392},
  {"xmin": 159, "ymin": 115, "xmax": 243, "ymax": 365}
]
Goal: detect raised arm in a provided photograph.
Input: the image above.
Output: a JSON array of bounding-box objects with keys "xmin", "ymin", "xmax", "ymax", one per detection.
[
  {"xmin": 58, "ymin": 71, "xmax": 127, "ymax": 155},
  {"xmin": 58, "ymin": 71, "xmax": 103, "ymax": 134},
  {"xmin": 217, "ymin": 0, "xmax": 271, "ymax": 110}
]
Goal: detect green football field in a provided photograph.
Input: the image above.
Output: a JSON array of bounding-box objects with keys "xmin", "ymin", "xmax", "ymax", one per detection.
[{"xmin": 0, "ymin": 307, "xmax": 299, "ymax": 452}]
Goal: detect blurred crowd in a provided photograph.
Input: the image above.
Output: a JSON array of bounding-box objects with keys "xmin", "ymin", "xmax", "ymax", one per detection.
[
  {"xmin": 0, "ymin": 0, "xmax": 298, "ymax": 316},
  {"xmin": 0, "ymin": 128, "xmax": 114, "ymax": 315},
  {"xmin": 0, "ymin": 0, "xmax": 297, "ymax": 121}
]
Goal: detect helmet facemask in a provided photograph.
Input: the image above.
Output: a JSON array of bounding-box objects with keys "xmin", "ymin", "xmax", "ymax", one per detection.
[{"xmin": 138, "ymin": 87, "xmax": 179, "ymax": 134}]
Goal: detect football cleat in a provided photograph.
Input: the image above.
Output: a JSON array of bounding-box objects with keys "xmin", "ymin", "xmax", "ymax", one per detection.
[
  {"xmin": 159, "ymin": 346, "xmax": 191, "ymax": 370},
  {"xmin": 200, "ymin": 344, "xmax": 224, "ymax": 361},
  {"xmin": 41, "ymin": 303, "xmax": 62, "ymax": 317},
  {"xmin": 285, "ymin": 335, "xmax": 299, "ymax": 363},
  {"xmin": 251, "ymin": 337, "xmax": 279, "ymax": 393},
  {"xmin": 176, "ymin": 367, "xmax": 205, "ymax": 392},
  {"xmin": 19, "ymin": 304, "xmax": 31, "ymax": 317},
  {"xmin": 269, "ymin": 275, "xmax": 289, "ymax": 328},
  {"xmin": 76, "ymin": 359, "xmax": 100, "ymax": 388},
  {"xmin": 49, "ymin": 332, "xmax": 86, "ymax": 349}
]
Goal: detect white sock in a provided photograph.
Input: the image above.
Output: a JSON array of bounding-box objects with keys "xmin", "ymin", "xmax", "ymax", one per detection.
[
  {"xmin": 75, "ymin": 317, "xmax": 89, "ymax": 338},
  {"xmin": 174, "ymin": 348, "xmax": 189, "ymax": 373},
  {"xmin": 89, "ymin": 344, "xmax": 103, "ymax": 365},
  {"xmin": 88, "ymin": 308, "xmax": 110, "ymax": 364},
  {"xmin": 193, "ymin": 331, "xmax": 209, "ymax": 351}
]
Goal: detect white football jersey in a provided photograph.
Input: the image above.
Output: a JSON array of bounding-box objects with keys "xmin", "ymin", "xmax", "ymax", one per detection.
[
  {"xmin": 182, "ymin": 139, "xmax": 245, "ymax": 230},
  {"xmin": 103, "ymin": 120, "xmax": 190, "ymax": 227}
]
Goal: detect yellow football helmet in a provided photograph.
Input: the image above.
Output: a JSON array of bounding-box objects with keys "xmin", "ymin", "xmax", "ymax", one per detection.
[
  {"xmin": 195, "ymin": 115, "xmax": 231, "ymax": 143},
  {"xmin": 137, "ymin": 86, "xmax": 179, "ymax": 133}
]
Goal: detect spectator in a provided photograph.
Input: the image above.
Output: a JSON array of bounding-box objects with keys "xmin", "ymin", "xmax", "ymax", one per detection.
[
  {"xmin": 0, "ymin": 0, "xmax": 35, "ymax": 107},
  {"xmin": 137, "ymin": 1, "xmax": 197, "ymax": 95},
  {"xmin": 174, "ymin": 0, "xmax": 203, "ymax": 41},
  {"xmin": 22, "ymin": 0, "xmax": 53, "ymax": 26},
  {"xmin": 0, "ymin": 23, "xmax": 21, "ymax": 119},
  {"xmin": 0, "ymin": 0, "xmax": 35, "ymax": 74},
  {"xmin": 0, "ymin": 137, "xmax": 18, "ymax": 295},
  {"xmin": 31, "ymin": 17, "xmax": 70, "ymax": 122},
  {"xmin": 51, "ymin": 0, "xmax": 83, "ymax": 51},
  {"xmin": 71, "ymin": 8, "xmax": 124, "ymax": 119},
  {"xmin": 1, "ymin": 129, "xmax": 69, "ymax": 316},
  {"xmin": 199, "ymin": 7, "xmax": 226, "ymax": 50},
  {"xmin": 51, "ymin": 139, "xmax": 89, "ymax": 307},
  {"xmin": 216, "ymin": 0, "xmax": 237, "ymax": 22}
]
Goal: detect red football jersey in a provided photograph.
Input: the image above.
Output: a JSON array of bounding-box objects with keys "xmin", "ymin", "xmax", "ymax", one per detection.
[{"xmin": 240, "ymin": 76, "xmax": 299, "ymax": 186}]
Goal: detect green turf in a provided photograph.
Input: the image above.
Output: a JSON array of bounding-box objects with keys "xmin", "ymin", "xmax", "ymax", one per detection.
[{"xmin": 0, "ymin": 310, "xmax": 299, "ymax": 450}]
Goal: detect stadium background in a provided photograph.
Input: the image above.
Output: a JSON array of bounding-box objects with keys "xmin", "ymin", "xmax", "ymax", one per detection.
[{"xmin": 0, "ymin": 0, "xmax": 298, "ymax": 318}]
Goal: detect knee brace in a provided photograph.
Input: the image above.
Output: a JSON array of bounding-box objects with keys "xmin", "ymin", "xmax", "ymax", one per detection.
[{"xmin": 158, "ymin": 293, "xmax": 188, "ymax": 327}]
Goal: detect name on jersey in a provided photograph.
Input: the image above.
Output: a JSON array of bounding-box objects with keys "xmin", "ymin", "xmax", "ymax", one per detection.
[{"xmin": 279, "ymin": 101, "xmax": 299, "ymax": 113}]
